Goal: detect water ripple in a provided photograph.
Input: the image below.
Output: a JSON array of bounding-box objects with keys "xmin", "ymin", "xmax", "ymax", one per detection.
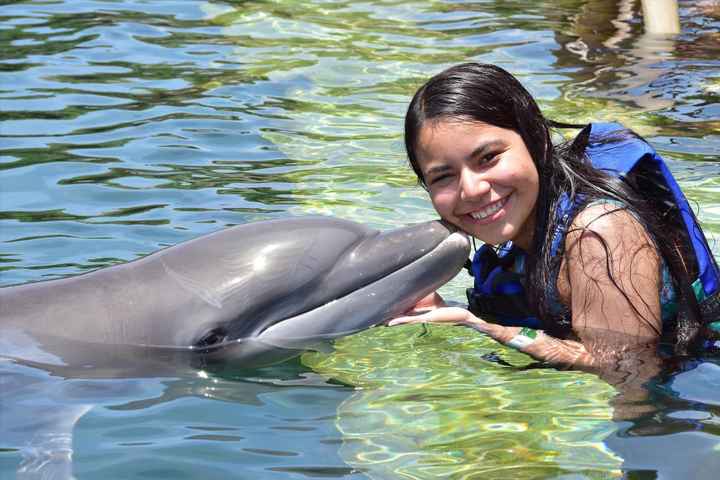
[{"xmin": 1, "ymin": 1, "xmax": 719, "ymax": 477}]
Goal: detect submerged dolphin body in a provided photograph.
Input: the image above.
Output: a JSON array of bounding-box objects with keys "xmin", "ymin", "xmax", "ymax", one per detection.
[{"xmin": 0, "ymin": 216, "xmax": 470, "ymax": 371}]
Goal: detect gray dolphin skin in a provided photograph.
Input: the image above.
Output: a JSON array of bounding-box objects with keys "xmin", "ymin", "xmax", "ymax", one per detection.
[{"xmin": 0, "ymin": 216, "xmax": 470, "ymax": 371}]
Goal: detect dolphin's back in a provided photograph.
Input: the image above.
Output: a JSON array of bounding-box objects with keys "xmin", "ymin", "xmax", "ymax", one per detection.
[{"xmin": 0, "ymin": 217, "xmax": 375, "ymax": 347}]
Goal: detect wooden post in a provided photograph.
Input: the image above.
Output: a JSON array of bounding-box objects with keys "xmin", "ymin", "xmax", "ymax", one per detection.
[{"xmin": 641, "ymin": 0, "xmax": 681, "ymax": 34}]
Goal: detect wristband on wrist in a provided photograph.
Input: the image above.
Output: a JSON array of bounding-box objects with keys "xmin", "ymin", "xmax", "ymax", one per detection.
[{"xmin": 505, "ymin": 327, "xmax": 538, "ymax": 350}]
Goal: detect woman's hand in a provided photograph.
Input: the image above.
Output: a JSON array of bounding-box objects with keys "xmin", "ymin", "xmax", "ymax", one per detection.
[
  {"xmin": 387, "ymin": 307, "xmax": 593, "ymax": 367},
  {"xmin": 388, "ymin": 307, "xmax": 509, "ymax": 340},
  {"xmin": 389, "ymin": 307, "xmax": 661, "ymax": 377},
  {"xmin": 387, "ymin": 306, "xmax": 662, "ymax": 422}
]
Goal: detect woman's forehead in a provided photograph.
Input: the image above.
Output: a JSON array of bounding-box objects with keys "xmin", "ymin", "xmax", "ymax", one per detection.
[{"xmin": 417, "ymin": 120, "xmax": 512, "ymax": 158}]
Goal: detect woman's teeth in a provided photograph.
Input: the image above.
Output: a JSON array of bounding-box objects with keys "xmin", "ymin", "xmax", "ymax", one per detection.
[{"xmin": 470, "ymin": 197, "xmax": 508, "ymax": 220}]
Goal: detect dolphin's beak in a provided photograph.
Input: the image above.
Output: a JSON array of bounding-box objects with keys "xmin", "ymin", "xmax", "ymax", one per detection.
[{"xmin": 253, "ymin": 220, "xmax": 471, "ymax": 348}]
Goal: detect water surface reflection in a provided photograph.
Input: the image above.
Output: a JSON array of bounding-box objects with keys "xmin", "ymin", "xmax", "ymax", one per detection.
[{"xmin": 1, "ymin": 0, "xmax": 719, "ymax": 478}]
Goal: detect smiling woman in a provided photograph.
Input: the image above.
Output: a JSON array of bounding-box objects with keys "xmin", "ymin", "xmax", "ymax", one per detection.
[{"xmin": 390, "ymin": 62, "xmax": 720, "ymax": 370}]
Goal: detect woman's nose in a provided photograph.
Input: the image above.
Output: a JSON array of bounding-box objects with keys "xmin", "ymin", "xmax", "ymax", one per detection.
[{"xmin": 459, "ymin": 169, "xmax": 490, "ymax": 200}]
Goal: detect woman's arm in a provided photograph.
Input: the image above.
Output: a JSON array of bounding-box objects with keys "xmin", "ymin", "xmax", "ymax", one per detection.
[
  {"xmin": 389, "ymin": 203, "xmax": 663, "ymax": 370},
  {"xmin": 388, "ymin": 307, "xmax": 595, "ymax": 366},
  {"xmin": 388, "ymin": 306, "xmax": 663, "ymax": 420}
]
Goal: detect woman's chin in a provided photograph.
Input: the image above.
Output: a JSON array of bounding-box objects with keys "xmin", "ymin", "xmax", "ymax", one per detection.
[
  {"xmin": 467, "ymin": 224, "xmax": 525, "ymax": 246},
  {"xmin": 467, "ymin": 229, "xmax": 510, "ymax": 246}
]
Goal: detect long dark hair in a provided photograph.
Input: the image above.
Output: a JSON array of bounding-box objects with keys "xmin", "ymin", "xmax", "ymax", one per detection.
[{"xmin": 405, "ymin": 62, "xmax": 707, "ymax": 350}]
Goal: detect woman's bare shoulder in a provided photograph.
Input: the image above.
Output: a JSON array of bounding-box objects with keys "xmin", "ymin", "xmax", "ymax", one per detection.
[{"xmin": 558, "ymin": 200, "xmax": 662, "ymax": 337}]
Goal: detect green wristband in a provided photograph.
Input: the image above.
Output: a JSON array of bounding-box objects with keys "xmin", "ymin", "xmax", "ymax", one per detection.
[{"xmin": 506, "ymin": 327, "xmax": 538, "ymax": 350}]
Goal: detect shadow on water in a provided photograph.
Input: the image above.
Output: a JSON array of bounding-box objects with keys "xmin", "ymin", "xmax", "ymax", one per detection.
[
  {"xmin": 606, "ymin": 357, "xmax": 720, "ymax": 479},
  {"xmin": 1, "ymin": 350, "xmax": 360, "ymax": 479}
]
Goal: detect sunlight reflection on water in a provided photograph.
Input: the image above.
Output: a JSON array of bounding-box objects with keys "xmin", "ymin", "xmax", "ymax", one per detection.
[{"xmin": 1, "ymin": 0, "xmax": 719, "ymax": 478}]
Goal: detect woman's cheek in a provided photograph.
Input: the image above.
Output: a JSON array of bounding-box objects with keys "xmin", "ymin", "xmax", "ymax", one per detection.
[
  {"xmin": 430, "ymin": 191, "xmax": 454, "ymax": 216},
  {"xmin": 495, "ymin": 164, "xmax": 521, "ymax": 183}
]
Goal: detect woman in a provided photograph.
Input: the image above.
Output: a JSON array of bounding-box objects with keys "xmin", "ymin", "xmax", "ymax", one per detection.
[{"xmin": 389, "ymin": 63, "xmax": 720, "ymax": 368}]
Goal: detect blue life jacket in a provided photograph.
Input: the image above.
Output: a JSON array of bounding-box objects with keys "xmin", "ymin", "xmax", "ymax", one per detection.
[{"xmin": 466, "ymin": 122, "xmax": 720, "ymax": 333}]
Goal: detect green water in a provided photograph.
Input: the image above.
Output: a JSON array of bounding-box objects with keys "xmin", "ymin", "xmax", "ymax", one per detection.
[
  {"xmin": 1, "ymin": 0, "xmax": 720, "ymax": 478},
  {"xmin": 304, "ymin": 326, "xmax": 622, "ymax": 478}
]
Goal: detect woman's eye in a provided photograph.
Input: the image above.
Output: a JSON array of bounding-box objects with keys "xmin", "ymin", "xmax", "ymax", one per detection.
[
  {"xmin": 481, "ymin": 153, "xmax": 499, "ymax": 165},
  {"xmin": 429, "ymin": 173, "xmax": 453, "ymax": 185}
]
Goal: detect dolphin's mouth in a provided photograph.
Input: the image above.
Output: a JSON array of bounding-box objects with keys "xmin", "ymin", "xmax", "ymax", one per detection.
[{"xmin": 249, "ymin": 230, "xmax": 470, "ymax": 346}]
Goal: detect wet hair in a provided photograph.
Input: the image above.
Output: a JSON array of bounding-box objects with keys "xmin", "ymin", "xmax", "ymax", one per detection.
[{"xmin": 405, "ymin": 62, "xmax": 709, "ymax": 352}]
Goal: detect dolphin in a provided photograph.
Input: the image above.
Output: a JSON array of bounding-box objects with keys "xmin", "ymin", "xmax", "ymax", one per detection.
[
  {"xmin": 0, "ymin": 216, "xmax": 469, "ymax": 479},
  {"xmin": 0, "ymin": 216, "xmax": 470, "ymax": 371}
]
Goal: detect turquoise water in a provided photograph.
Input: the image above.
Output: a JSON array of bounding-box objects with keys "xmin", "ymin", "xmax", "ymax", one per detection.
[{"xmin": 1, "ymin": 0, "xmax": 720, "ymax": 478}]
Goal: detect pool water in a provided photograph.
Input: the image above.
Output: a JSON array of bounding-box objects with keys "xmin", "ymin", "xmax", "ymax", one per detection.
[{"xmin": 1, "ymin": 0, "xmax": 719, "ymax": 478}]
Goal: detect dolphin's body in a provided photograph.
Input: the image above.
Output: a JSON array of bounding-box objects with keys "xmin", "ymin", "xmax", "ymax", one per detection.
[{"xmin": 0, "ymin": 216, "xmax": 469, "ymax": 371}]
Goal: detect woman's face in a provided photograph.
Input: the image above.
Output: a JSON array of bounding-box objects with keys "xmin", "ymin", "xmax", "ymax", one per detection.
[{"xmin": 415, "ymin": 119, "xmax": 539, "ymax": 249}]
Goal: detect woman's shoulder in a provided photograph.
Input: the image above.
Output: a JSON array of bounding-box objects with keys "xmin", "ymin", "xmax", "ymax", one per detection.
[
  {"xmin": 566, "ymin": 199, "xmax": 653, "ymax": 250},
  {"xmin": 558, "ymin": 199, "xmax": 663, "ymax": 336}
]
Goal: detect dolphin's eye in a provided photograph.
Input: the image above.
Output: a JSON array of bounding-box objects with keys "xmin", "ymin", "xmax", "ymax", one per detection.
[{"xmin": 195, "ymin": 328, "xmax": 228, "ymax": 348}]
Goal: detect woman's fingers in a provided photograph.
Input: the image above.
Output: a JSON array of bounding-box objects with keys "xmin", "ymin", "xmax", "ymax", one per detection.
[
  {"xmin": 387, "ymin": 307, "xmax": 473, "ymax": 326},
  {"xmin": 386, "ymin": 313, "xmax": 429, "ymax": 326}
]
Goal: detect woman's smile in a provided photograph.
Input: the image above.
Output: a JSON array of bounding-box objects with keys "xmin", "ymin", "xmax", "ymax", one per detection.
[{"xmin": 464, "ymin": 194, "xmax": 511, "ymax": 224}]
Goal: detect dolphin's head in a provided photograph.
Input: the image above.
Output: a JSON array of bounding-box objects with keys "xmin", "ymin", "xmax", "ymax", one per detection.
[
  {"xmin": 179, "ymin": 217, "xmax": 470, "ymax": 367},
  {"xmin": 0, "ymin": 216, "xmax": 471, "ymax": 373}
]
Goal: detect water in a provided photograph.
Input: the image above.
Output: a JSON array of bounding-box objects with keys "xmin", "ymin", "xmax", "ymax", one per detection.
[{"xmin": 1, "ymin": 0, "xmax": 719, "ymax": 478}]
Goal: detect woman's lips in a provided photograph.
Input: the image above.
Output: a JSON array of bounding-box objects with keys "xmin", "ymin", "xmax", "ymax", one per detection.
[{"xmin": 463, "ymin": 194, "xmax": 510, "ymax": 225}]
